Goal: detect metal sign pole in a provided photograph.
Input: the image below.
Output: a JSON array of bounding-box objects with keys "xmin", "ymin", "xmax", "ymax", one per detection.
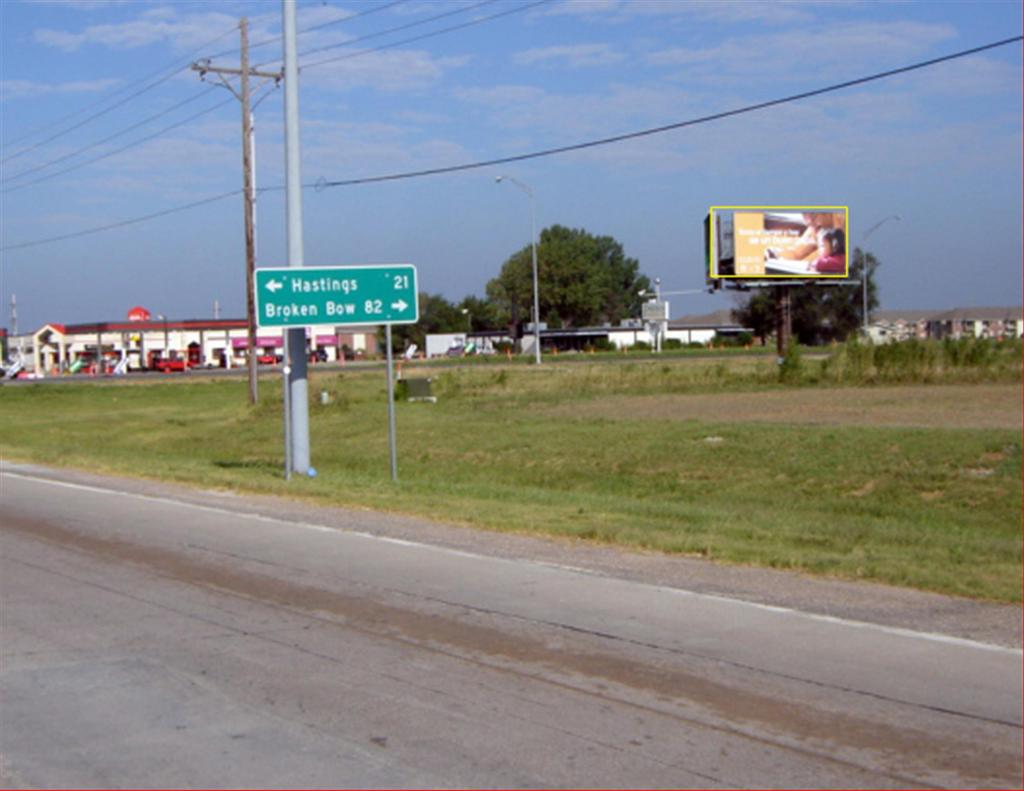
[
  {"xmin": 282, "ymin": 333, "xmax": 292, "ymax": 480},
  {"xmin": 385, "ymin": 324, "xmax": 398, "ymax": 482}
]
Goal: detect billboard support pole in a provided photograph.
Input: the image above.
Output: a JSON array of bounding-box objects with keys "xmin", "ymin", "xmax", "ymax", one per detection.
[{"xmin": 776, "ymin": 286, "xmax": 792, "ymax": 362}]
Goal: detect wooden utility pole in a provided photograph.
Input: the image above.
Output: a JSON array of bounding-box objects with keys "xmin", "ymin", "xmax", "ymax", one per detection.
[{"xmin": 192, "ymin": 18, "xmax": 280, "ymax": 405}]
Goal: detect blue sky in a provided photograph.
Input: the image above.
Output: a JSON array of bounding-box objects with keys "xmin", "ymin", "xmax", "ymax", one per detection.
[{"xmin": 1, "ymin": 0, "xmax": 1021, "ymax": 332}]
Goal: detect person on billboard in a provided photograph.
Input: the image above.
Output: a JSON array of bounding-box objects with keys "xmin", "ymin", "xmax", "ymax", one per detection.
[
  {"xmin": 808, "ymin": 228, "xmax": 846, "ymax": 273},
  {"xmin": 765, "ymin": 212, "xmax": 838, "ymax": 262}
]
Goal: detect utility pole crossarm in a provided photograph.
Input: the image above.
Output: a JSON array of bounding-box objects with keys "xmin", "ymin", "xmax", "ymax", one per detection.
[{"xmin": 190, "ymin": 61, "xmax": 282, "ymax": 82}]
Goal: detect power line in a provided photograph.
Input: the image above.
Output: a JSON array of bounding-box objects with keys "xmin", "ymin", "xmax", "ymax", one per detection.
[
  {"xmin": 297, "ymin": 0, "xmax": 497, "ymax": 62},
  {"xmin": 3, "ymin": 35, "xmax": 1020, "ymax": 254},
  {"xmin": 0, "ymin": 190, "xmax": 241, "ymax": 252},
  {"xmin": 2, "ymin": 68, "xmax": 189, "ymax": 166},
  {"xmin": 205, "ymin": 0, "xmax": 413, "ymax": 62},
  {"xmin": 2, "ymin": 0, "xmax": 528, "ymax": 176},
  {"xmin": 1, "ymin": 93, "xmax": 237, "ymax": 194},
  {"xmin": 2, "ymin": 86, "xmax": 221, "ymax": 185},
  {"xmin": 1, "ymin": 24, "xmax": 240, "ymax": 162},
  {"xmin": 299, "ymin": 0, "xmax": 549, "ymax": 71},
  {"xmin": 312, "ymin": 34, "xmax": 1024, "ymax": 188}
]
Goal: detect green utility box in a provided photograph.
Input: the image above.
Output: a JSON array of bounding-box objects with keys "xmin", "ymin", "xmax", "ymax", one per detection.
[{"xmin": 405, "ymin": 378, "xmax": 436, "ymax": 403}]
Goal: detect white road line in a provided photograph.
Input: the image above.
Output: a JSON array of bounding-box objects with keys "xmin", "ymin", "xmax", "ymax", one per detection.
[{"xmin": 3, "ymin": 467, "xmax": 1020, "ymax": 656}]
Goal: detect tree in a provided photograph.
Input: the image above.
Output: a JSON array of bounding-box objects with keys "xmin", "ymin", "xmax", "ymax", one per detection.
[
  {"xmin": 733, "ymin": 247, "xmax": 881, "ymax": 345},
  {"xmin": 383, "ymin": 292, "xmax": 464, "ymax": 353},
  {"xmin": 486, "ymin": 225, "xmax": 650, "ymax": 334},
  {"xmin": 456, "ymin": 295, "xmax": 506, "ymax": 333}
]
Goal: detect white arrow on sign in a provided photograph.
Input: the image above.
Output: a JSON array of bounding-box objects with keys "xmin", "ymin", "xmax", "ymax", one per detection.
[
  {"xmin": 266, "ymin": 279, "xmax": 284, "ymax": 293},
  {"xmin": 391, "ymin": 299, "xmax": 408, "ymax": 312}
]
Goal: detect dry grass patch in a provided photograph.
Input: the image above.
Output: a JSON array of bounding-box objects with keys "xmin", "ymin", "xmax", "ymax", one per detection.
[{"xmin": 548, "ymin": 383, "xmax": 1022, "ymax": 430}]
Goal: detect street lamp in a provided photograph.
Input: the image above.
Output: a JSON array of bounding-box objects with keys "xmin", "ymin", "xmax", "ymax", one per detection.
[
  {"xmin": 860, "ymin": 214, "xmax": 901, "ymax": 335},
  {"xmin": 496, "ymin": 175, "xmax": 541, "ymax": 365}
]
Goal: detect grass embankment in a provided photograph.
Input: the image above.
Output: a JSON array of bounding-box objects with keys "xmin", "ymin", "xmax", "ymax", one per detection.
[{"xmin": 2, "ymin": 340, "xmax": 1020, "ymax": 602}]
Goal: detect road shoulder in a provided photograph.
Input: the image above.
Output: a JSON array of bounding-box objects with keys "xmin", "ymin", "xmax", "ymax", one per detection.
[{"xmin": 3, "ymin": 460, "xmax": 1019, "ymax": 649}]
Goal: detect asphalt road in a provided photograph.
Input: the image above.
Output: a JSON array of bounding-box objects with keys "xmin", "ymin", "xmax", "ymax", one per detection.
[{"xmin": 1, "ymin": 464, "xmax": 1020, "ymax": 788}]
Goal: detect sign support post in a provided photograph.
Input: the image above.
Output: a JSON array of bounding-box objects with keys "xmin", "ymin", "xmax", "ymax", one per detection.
[
  {"xmin": 255, "ymin": 263, "xmax": 418, "ymax": 481},
  {"xmin": 385, "ymin": 324, "xmax": 398, "ymax": 482},
  {"xmin": 281, "ymin": 0, "xmax": 310, "ymax": 475},
  {"xmin": 282, "ymin": 333, "xmax": 292, "ymax": 480}
]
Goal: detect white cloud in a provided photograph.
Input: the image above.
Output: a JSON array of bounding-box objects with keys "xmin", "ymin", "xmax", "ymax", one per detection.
[
  {"xmin": 624, "ymin": 0, "xmax": 821, "ymax": 24},
  {"xmin": 395, "ymin": 109, "xmax": 453, "ymax": 125},
  {"xmin": 456, "ymin": 82, "xmax": 700, "ymax": 139},
  {"xmin": 303, "ymin": 49, "xmax": 470, "ymax": 92},
  {"xmin": 28, "ymin": 0, "xmax": 137, "ymax": 9},
  {"xmin": 1, "ymin": 78, "xmax": 120, "ymax": 100},
  {"xmin": 513, "ymin": 43, "xmax": 624, "ymax": 68},
  {"xmin": 647, "ymin": 21, "xmax": 958, "ymax": 78},
  {"xmin": 542, "ymin": 0, "xmax": 825, "ymax": 24},
  {"xmin": 888, "ymin": 54, "xmax": 1024, "ymax": 98},
  {"xmin": 295, "ymin": 4, "xmax": 360, "ymax": 30},
  {"xmin": 300, "ymin": 118, "xmax": 474, "ymax": 179},
  {"xmin": 33, "ymin": 7, "xmax": 250, "ymax": 52},
  {"xmin": 456, "ymin": 84, "xmax": 546, "ymax": 106},
  {"xmin": 541, "ymin": 0, "xmax": 622, "ymax": 18}
]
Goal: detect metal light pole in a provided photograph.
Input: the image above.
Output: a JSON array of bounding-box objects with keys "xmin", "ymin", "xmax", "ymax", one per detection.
[
  {"xmin": 860, "ymin": 214, "xmax": 901, "ymax": 335},
  {"xmin": 496, "ymin": 175, "xmax": 541, "ymax": 365},
  {"xmin": 654, "ymin": 277, "xmax": 662, "ymax": 353},
  {"xmin": 281, "ymin": 0, "xmax": 311, "ymax": 475}
]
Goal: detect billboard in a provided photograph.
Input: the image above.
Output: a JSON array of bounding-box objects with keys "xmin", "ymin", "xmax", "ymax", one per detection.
[{"xmin": 707, "ymin": 206, "xmax": 849, "ymax": 280}]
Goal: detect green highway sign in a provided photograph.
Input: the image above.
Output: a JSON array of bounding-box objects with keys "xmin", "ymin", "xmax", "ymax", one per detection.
[{"xmin": 255, "ymin": 264, "xmax": 418, "ymax": 328}]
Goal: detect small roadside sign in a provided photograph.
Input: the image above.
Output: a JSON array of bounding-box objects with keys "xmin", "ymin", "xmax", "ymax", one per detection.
[
  {"xmin": 255, "ymin": 264, "xmax": 418, "ymax": 328},
  {"xmin": 642, "ymin": 300, "xmax": 669, "ymax": 321}
]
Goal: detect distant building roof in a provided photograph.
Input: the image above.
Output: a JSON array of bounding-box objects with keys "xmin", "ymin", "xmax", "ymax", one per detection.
[
  {"xmin": 56, "ymin": 318, "xmax": 248, "ymax": 334},
  {"xmin": 872, "ymin": 310, "xmax": 935, "ymax": 324},
  {"xmin": 927, "ymin": 306, "xmax": 1022, "ymax": 322},
  {"xmin": 873, "ymin": 307, "xmax": 1022, "ymax": 324},
  {"xmin": 668, "ymin": 309, "xmax": 748, "ymax": 330}
]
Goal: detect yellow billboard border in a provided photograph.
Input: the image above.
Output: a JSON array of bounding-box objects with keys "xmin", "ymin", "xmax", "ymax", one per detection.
[{"xmin": 708, "ymin": 205, "xmax": 850, "ymax": 279}]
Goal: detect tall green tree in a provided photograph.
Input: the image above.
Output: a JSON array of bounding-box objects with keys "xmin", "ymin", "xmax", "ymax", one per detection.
[
  {"xmin": 456, "ymin": 295, "xmax": 506, "ymax": 333},
  {"xmin": 383, "ymin": 292, "xmax": 464, "ymax": 352},
  {"xmin": 733, "ymin": 247, "xmax": 881, "ymax": 345},
  {"xmin": 486, "ymin": 225, "xmax": 650, "ymax": 332}
]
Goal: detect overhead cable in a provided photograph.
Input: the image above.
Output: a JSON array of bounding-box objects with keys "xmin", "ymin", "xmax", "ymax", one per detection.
[
  {"xmin": 0, "ymin": 190, "xmax": 242, "ymax": 252},
  {"xmin": 297, "ymin": 0, "xmax": 497, "ymax": 62},
  {"xmin": 2, "ymin": 86, "xmax": 222, "ymax": 185},
  {"xmin": 299, "ymin": 0, "xmax": 548, "ymax": 71},
  {"xmin": 312, "ymin": 35, "xmax": 1024, "ymax": 188},
  {"xmin": 1, "ymin": 94, "xmax": 237, "ymax": 194},
  {"xmin": 3, "ymin": 35, "xmax": 1020, "ymax": 253},
  {"xmin": 1, "ymin": 24, "xmax": 239, "ymax": 162},
  {"xmin": 209, "ymin": 0, "xmax": 413, "ymax": 61}
]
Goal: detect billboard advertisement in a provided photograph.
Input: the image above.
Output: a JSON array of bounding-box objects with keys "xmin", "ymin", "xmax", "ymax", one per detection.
[{"xmin": 707, "ymin": 206, "xmax": 848, "ymax": 280}]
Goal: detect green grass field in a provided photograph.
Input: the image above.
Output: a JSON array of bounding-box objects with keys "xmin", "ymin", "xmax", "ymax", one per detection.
[{"xmin": 2, "ymin": 350, "xmax": 1020, "ymax": 602}]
